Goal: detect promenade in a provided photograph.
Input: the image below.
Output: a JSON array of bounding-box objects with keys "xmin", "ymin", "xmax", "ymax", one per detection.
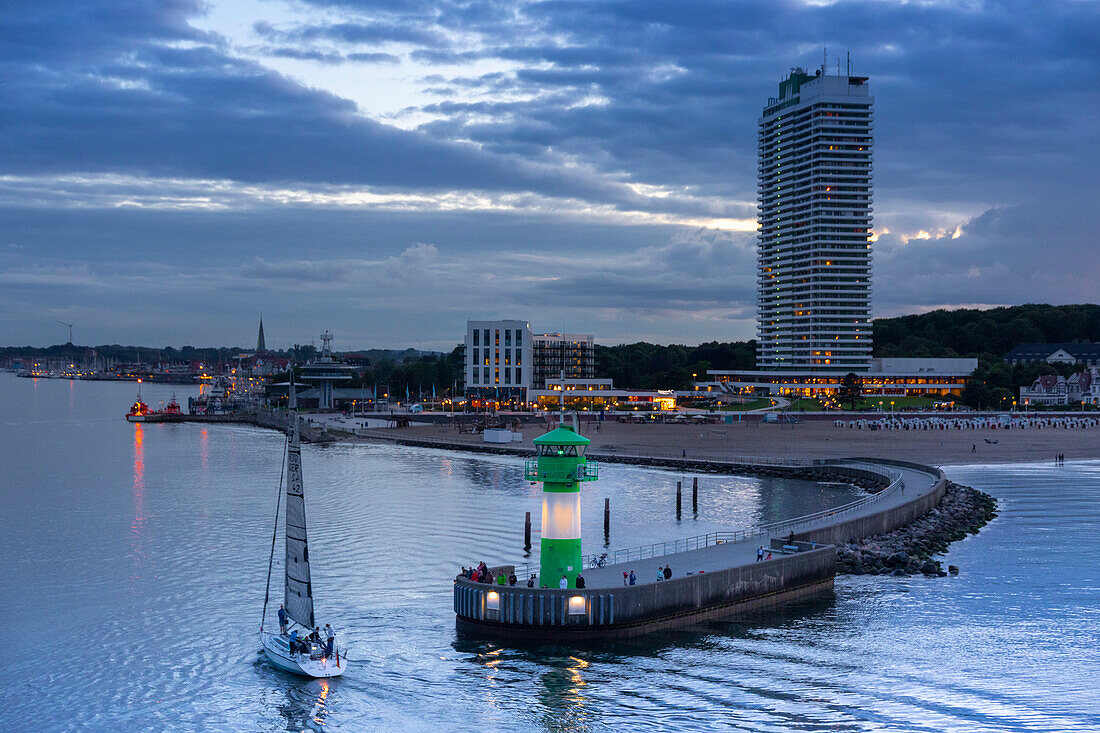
[
  {"xmin": 362, "ymin": 418, "xmax": 1099, "ymax": 465},
  {"xmin": 539, "ymin": 461, "xmax": 939, "ymax": 590}
]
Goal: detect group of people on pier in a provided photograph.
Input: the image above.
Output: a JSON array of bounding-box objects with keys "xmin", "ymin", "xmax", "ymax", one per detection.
[{"xmin": 461, "ymin": 562, "xmax": 523, "ymax": 587}]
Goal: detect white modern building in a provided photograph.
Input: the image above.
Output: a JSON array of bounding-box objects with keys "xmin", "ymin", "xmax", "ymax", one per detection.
[
  {"xmin": 465, "ymin": 320, "xmax": 534, "ymax": 401},
  {"xmin": 709, "ymin": 65, "xmax": 976, "ymax": 399},
  {"xmin": 757, "ymin": 67, "xmax": 874, "ymax": 373}
]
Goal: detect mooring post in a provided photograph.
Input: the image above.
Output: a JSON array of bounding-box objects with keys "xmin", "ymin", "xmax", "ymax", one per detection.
[
  {"xmin": 524, "ymin": 511, "xmax": 532, "ymax": 550},
  {"xmin": 676, "ymin": 480, "xmax": 682, "ymax": 518},
  {"xmin": 604, "ymin": 497, "xmax": 610, "ymax": 546},
  {"xmin": 692, "ymin": 476, "xmax": 699, "ymax": 513}
]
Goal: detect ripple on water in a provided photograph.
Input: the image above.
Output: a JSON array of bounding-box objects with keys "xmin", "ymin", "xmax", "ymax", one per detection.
[{"xmin": 4, "ymin": 377, "xmax": 1100, "ymax": 731}]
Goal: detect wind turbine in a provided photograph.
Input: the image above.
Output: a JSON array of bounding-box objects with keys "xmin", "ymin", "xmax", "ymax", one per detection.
[{"xmin": 56, "ymin": 320, "xmax": 76, "ymax": 344}]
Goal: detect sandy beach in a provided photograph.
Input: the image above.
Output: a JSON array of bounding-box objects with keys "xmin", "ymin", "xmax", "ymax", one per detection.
[{"xmin": 356, "ymin": 417, "xmax": 1100, "ymax": 466}]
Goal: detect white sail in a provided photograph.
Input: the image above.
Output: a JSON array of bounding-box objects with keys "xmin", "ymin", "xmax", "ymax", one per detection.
[{"xmin": 284, "ymin": 379, "xmax": 314, "ymax": 629}]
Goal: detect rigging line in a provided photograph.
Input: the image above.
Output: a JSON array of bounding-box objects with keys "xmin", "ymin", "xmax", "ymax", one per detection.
[{"xmin": 261, "ymin": 433, "xmax": 289, "ymax": 632}]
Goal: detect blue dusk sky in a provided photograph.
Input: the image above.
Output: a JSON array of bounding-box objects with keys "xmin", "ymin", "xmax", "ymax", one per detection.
[{"xmin": 2, "ymin": 0, "xmax": 1097, "ymax": 350}]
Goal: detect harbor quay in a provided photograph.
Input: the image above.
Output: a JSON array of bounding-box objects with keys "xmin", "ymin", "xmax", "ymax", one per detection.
[{"xmin": 454, "ymin": 421, "xmax": 946, "ymax": 640}]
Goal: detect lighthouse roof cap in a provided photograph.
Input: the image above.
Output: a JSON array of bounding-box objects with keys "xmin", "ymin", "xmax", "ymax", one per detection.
[{"xmin": 533, "ymin": 426, "xmax": 591, "ymax": 446}]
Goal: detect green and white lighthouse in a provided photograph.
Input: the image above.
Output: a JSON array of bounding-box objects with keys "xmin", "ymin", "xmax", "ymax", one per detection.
[{"xmin": 525, "ymin": 425, "xmax": 599, "ymax": 588}]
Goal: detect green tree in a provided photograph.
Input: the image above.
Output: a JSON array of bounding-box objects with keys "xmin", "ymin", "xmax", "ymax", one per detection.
[{"xmin": 838, "ymin": 372, "xmax": 863, "ymax": 410}]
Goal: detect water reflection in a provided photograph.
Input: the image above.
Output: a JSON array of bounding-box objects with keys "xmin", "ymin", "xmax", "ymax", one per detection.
[
  {"xmin": 130, "ymin": 423, "xmax": 146, "ymax": 586},
  {"xmin": 275, "ymin": 677, "xmax": 331, "ymax": 732},
  {"xmin": 536, "ymin": 654, "xmax": 591, "ymax": 731}
]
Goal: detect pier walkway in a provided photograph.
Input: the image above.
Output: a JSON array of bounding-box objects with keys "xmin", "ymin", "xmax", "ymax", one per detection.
[{"xmin": 524, "ymin": 460, "xmax": 941, "ymax": 590}]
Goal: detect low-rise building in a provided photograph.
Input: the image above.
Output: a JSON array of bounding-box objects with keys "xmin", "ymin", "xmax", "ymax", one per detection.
[
  {"xmin": 708, "ymin": 357, "xmax": 977, "ymax": 398},
  {"xmin": 529, "ymin": 377, "xmax": 677, "ymax": 412},
  {"xmin": 1020, "ymin": 371, "xmax": 1094, "ymax": 406},
  {"xmin": 1005, "ymin": 343, "xmax": 1100, "ymax": 367}
]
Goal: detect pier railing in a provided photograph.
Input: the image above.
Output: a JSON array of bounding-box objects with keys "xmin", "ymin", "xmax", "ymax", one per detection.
[{"xmin": 510, "ymin": 462, "xmax": 903, "ymax": 579}]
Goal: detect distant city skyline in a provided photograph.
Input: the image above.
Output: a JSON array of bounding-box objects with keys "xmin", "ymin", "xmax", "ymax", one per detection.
[{"xmin": 2, "ymin": 0, "xmax": 1097, "ymax": 350}]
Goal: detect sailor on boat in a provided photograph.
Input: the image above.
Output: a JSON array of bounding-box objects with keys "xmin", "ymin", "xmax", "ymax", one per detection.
[{"xmin": 259, "ymin": 375, "xmax": 347, "ymax": 678}]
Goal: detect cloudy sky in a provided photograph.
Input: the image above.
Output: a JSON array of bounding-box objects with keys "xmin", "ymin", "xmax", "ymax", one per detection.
[{"xmin": 2, "ymin": 0, "xmax": 1097, "ymax": 350}]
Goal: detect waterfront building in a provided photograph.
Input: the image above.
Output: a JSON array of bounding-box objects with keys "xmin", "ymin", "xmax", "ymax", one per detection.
[
  {"xmin": 528, "ymin": 378, "xmax": 678, "ymax": 412},
  {"xmin": 298, "ymin": 331, "xmax": 357, "ymax": 410},
  {"xmin": 464, "ymin": 320, "xmax": 533, "ymax": 404},
  {"xmin": 463, "ymin": 321, "xmax": 596, "ymax": 404},
  {"xmin": 1005, "ymin": 343, "xmax": 1100, "ymax": 367},
  {"xmin": 757, "ymin": 66, "xmax": 874, "ymax": 374},
  {"xmin": 709, "ymin": 64, "xmax": 975, "ymax": 399},
  {"xmin": 532, "ymin": 333, "xmax": 596, "ymax": 389},
  {"xmin": 1020, "ymin": 371, "xmax": 1094, "ymax": 406}
]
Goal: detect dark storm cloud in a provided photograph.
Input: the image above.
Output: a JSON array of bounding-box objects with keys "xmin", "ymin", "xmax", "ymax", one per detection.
[
  {"xmin": 2, "ymin": 0, "xmax": 1098, "ymax": 347},
  {"xmin": 0, "ymin": 0, "xmax": 698, "ymax": 214}
]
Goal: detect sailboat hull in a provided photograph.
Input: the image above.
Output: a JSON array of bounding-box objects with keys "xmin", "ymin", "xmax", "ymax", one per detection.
[{"xmin": 261, "ymin": 632, "xmax": 346, "ymax": 678}]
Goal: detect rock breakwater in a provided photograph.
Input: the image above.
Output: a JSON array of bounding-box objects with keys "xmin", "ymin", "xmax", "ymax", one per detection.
[{"xmin": 837, "ymin": 481, "xmax": 998, "ymax": 577}]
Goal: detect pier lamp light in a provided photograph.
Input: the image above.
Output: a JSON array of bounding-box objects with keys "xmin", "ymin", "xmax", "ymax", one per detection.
[
  {"xmin": 568, "ymin": 596, "xmax": 587, "ymax": 615},
  {"xmin": 486, "ymin": 591, "xmax": 500, "ymax": 611}
]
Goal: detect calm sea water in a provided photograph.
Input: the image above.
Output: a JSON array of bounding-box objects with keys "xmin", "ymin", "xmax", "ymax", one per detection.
[{"xmin": 3, "ymin": 374, "xmax": 1098, "ymax": 732}]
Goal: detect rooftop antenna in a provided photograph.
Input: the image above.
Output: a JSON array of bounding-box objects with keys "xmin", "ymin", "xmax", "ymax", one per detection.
[
  {"xmin": 56, "ymin": 320, "xmax": 75, "ymax": 344},
  {"xmin": 847, "ymin": 50, "xmax": 851, "ymax": 76},
  {"xmin": 822, "ymin": 47, "xmax": 827, "ymax": 75}
]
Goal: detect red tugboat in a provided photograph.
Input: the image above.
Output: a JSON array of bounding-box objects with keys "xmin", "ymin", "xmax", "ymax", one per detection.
[{"xmin": 126, "ymin": 385, "xmax": 182, "ymax": 422}]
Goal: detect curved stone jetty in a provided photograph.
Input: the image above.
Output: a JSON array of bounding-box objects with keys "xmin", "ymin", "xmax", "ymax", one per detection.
[{"xmin": 454, "ymin": 458, "xmax": 947, "ymax": 640}]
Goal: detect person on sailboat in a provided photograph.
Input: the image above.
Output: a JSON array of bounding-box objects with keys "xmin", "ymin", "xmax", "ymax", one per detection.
[
  {"xmin": 288, "ymin": 629, "xmax": 300, "ymax": 654},
  {"xmin": 278, "ymin": 604, "xmax": 288, "ymax": 635},
  {"xmin": 324, "ymin": 624, "xmax": 335, "ymax": 657}
]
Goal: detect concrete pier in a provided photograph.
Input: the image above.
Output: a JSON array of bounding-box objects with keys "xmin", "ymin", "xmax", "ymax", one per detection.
[{"xmin": 454, "ymin": 458, "xmax": 945, "ymax": 639}]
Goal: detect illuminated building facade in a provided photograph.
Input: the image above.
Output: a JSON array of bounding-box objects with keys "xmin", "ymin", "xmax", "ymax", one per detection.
[
  {"xmin": 531, "ymin": 333, "xmax": 596, "ymax": 389},
  {"xmin": 464, "ymin": 321, "xmax": 596, "ymax": 403},
  {"xmin": 709, "ymin": 66, "xmax": 976, "ymax": 399},
  {"xmin": 465, "ymin": 320, "xmax": 533, "ymax": 402},
  {"xmin": 757, "ymin": 67, "xmax": 874, "ymax": 373}
]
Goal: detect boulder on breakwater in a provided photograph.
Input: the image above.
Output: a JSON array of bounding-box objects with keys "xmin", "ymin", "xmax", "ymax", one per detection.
[{"xmin": 836, "ymin": 481, "xmax": 997, "ymax": 578}]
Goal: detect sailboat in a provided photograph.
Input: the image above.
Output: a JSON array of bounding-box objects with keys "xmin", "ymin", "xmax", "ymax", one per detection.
[{"xmin": 260, "ymin": 377, "xmax": 346, "ymax": 678}]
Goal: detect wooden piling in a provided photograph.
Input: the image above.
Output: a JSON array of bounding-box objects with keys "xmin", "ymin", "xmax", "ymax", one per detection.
[
  {"xmin": 524, "ymin": 511, "xmax": 532, "ymax": 550},
  {"xmin": 603, "ymin": 497, "xmax": 610, "ymax": 533},
  {"xmin": 692, "ymin": 476, "xmax": 699, "ymax": 513},
  {"xmin": 676, "ymin": 480, "xmax": 682, "ymax": 518}
]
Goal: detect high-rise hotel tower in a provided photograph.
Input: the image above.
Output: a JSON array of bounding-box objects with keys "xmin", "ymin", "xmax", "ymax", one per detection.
[{"xmin": 756, "ymin": 67, "xmax": 873, "ymax": 374}]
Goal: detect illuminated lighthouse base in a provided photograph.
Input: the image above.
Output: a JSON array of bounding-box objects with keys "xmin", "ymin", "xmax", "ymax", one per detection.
[{"xmin": 540, "ymin": 491, "xmax": 582, "ymax": 584}]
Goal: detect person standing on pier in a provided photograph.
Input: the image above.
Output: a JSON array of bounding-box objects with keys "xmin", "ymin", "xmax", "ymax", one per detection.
[
  {"xmin": 559, "ymin": 575, "xmax": 568, "ymax": 589},
  {"xmin": 757, "ymin": 546, "xmax": 765, "ymax": 562},
  {"xmin": 663, "ymin": 565, "xmax": 673, "ymax": 580},
  {"xmin": 629, "ymin": 570, "xmax": 636, "ymax": 585}
]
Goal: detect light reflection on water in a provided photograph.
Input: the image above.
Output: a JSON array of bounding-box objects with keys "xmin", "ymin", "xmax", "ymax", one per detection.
[{"xmin": 2, "ymin": 374, "xmax": 1099, "ymax": 732}]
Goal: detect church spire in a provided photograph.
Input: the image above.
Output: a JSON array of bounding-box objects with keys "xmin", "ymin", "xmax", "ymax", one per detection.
[{"xmin": 257, "ymin": 316, "xmax": 266, "ymax": 352}]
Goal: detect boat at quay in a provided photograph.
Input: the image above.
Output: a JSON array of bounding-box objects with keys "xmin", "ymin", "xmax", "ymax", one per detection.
[{"xmin": 125, "ymin": 387, "xmax": 182, "ymax": 422}]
